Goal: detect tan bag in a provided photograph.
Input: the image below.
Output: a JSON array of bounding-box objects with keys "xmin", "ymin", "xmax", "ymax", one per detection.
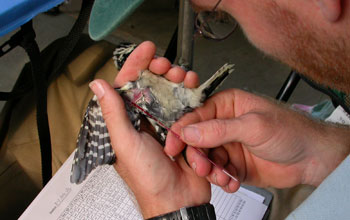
[{"xmin": 0, "ymin": 40, "xmax": 116, "ymax": 218}]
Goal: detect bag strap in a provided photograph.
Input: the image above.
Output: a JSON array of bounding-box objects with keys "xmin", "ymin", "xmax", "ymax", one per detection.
[
  {"xmin": 49, "ymin": 0, "xmax": 94, "ymax": 82},
  {"xmin": 19, "ymin": 21, "xmax": 53, "ymax": 186}
]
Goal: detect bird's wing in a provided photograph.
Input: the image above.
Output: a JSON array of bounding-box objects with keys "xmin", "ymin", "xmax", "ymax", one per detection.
[
  {"xmin": 70, "ymin": 96, "xmax": 115, "ymax": 184},
  {"xmin": 70, "ymin": 43, "xmax": 139, "ymax": 184},
  {"xmin": 146, "ymin": 118, "xmax": 168, "ymax": 144},
  {"xmin": 70, "ymin": 94, "xmax": 142, "ymax": 184}
]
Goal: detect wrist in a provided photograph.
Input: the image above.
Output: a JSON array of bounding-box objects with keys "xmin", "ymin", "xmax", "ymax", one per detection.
[
  {"xmin": 145, "ymin": 203, "xmax": 216, "ymax": 220},
  {"xmin": 138, "ymin": 199, "xmax": 181, "ymax": 219},
  {"xmin": 130, "ymin": 174, "xmax": 211, "ymax": 219},
  {"xmin": 138, "ymin": 196, "xmax": 209, "ymax": 219},
  {"xmin": 303, "ymin": 123, "xmax": 350, "ymax": 186}
]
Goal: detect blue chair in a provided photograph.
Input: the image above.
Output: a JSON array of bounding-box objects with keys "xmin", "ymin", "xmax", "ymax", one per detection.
[
  {"xmin": 0, "ymin": 0, "xmax": 65, "ymax": 37},
  {"xmin": 0, "ymin": 0, "xmax": 93, "ymax": 186}
]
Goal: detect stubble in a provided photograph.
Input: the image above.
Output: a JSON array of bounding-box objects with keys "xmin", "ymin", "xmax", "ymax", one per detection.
[{"xmin": 261, "ymin": 2, "xmax": 350, "ymax": 93}]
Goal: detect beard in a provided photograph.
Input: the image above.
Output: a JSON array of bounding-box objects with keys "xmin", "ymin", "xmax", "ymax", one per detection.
[{"xmin": 256, "ymin": 2, "xmax": 350, "ymax": 93}]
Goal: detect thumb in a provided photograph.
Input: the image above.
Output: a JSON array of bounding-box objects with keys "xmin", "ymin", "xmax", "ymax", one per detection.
[
  {"xmin": 181, "ymin": 113, "xmax": 273, "ymax": 148},
  {"xmin": 89, "ymin": 79, "xmax": 138, "ymax": 156}
]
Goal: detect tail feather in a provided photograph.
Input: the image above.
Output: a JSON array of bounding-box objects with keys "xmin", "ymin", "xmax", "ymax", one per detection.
[{"xmin": 199, "ymin": 63, "xmax": 235, "ymax": 99}]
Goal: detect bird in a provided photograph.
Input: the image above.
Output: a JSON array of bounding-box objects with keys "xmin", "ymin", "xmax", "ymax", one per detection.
[{"xmin": 70, "ymin": 43, "xmax": 235, "ymax": 184}]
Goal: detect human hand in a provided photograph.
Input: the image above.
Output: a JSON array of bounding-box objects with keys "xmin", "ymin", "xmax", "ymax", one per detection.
[
  {"xmin": 166, "ymin": 89, "xmax": 350, "ymax": 190},
  {"xmin": 89, "ymin": 41, "xmax": 210, "ymax": 218}
]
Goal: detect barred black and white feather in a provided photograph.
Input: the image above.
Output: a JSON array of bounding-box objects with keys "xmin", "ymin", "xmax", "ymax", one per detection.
[
  {"xmin": 70, "ymin": 43, "xmax": 235, "ymax": 184},
  {"xmin": 113, "ymin": 42, "xmax": 137, "ymax": 70}
]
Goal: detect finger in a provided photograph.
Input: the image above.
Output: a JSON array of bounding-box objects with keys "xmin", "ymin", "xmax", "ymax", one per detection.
[
  {"xmin": 186, "ymin": 145, "xmax": 239, "ymax": 189},
  {"xmin": 208, "ymin": 166, "xmax": 230, "ymax": 187},
  {"xmin": 184, "ymin": 71, "xmax": 200, "ymax": 88},
  {"xmin": 221, "ymin": 164, "xmax": 240, "ymax": 193},
  {"xmin": 210, "ymin": 164, "xmax": 240, "ymax": 193},
  {"xmin": 163, "ymin": 65, "xmax": 186, "ymax": 83},
  {"xmin": 149, "ymin": 57, "xmax": 172, "ymax": 75},
  {"xmin": 189, "ymin": 146, "xmax": 241, "ymax": 189},
  {"xmin": 165, "ymin": 111, "xmax": 202, "ymax": 156},
  {"xmin": 222, "ymin": 179, "xmax": 241, "ymax": 193},
  {"xmin": 114, "ymin": 41, "xmax": 156, "ymax": 87},
  {"xmin": 186, "ymin": 146, "xmax": 212, "ymax": 177},
  {"xmin": 180, "ymin": 113, "xmax": 273, "ymax": 148},
  {"xmin": 228, "ymin": 178, "xmax": 240, "ymax": 192},
  {"xmin": 165, "ymin": 93, "xmax": 227, "ymax": 156},
  {"xmin": 206, "ymin": 148, "xmax": 230, "ymax": 187},
  {"xmin": 209, "ymin": 147, "xmax": 229, "ymax": 167},
  {"xmin": 89, "ymin": 79, "xmax": 138, "ymax": 156}
]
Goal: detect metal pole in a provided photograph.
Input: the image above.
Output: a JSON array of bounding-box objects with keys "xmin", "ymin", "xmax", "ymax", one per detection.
[
  {"xmin": 276, "ymin": 70, "xmax": 301, "ymax": 102},
  {"xmin": 175, "ymin": 0, "xmax": 195, "ymax": 71}
]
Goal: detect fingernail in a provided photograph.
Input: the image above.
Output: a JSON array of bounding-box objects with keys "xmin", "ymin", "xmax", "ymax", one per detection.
[
  {"xmin": 168, "ymin": 155, "xmax": 175, "ymax": 161},
  {"xmin": 89, "ymin": 81, "xmax": 105, "ymax": 99},
  {"xmin": 171, "ymin": 64, "xmax": 187, "ymax": 71},
  {"xmin": 182, "ymin": 126, "xmax": 201, "ymax": 144},
  {"xmin": 213, "ymin": 173, "xmax": 217, "ymax": 185},
  {"xmin": 191, "ymin": 162, "xmax": 197, "ymax": 172}
]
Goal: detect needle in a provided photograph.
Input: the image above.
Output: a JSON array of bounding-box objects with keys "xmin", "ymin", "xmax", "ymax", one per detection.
[{"xmin": 128, "ymin": 100, "xmax": 238, "ymax": 182}]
